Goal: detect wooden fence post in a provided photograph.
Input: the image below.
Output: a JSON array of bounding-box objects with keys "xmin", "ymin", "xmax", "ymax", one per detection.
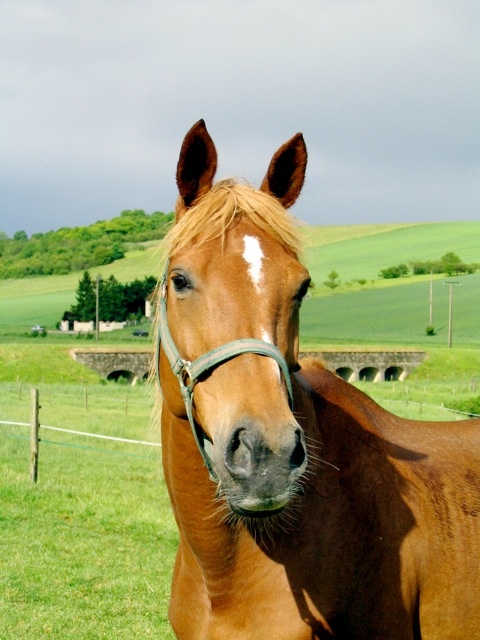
[{"xmin": 30, "ymin": 388, "xmax": 40, "ymax": 484}]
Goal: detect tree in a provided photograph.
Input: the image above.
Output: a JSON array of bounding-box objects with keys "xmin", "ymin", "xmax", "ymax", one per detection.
[
  {"xmin": 71, "ymin": 271, "xmax": 96, "ymax": 321},
  {"xmin": 124, "ymin": 276, "xmax": 157, "ymax": 318},
  {"xmin": 441, "ymin": 252, "xmax": 462, "ymax": 277},
  {"xmin": 379, "ymin": 264, "xmax": 409, "ymax": 279},
  {"xmin": 13, "ymin": 230, "xmax": 28, "ymax": 241},
  {"xmin": 324, "ymin": 270, "xmax": 340, "ymax": 290},
  {"xmin": 99, "ymin": 275, "xmax": 125, "ymax": 321}
]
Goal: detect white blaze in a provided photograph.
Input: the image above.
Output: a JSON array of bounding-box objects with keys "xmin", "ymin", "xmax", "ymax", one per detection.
[
  {"xmin": 242, "ymin": 235, "xmax": 264, "ymax": 294},
  {"xmin": 242, "ymin": 236, "xmax": 281, "ymax": 381}
]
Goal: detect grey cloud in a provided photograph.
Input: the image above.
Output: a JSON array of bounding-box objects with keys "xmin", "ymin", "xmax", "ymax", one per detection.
[{"xmin": 1, "ymin": 0, "xmax": 479, "ymax": 236}]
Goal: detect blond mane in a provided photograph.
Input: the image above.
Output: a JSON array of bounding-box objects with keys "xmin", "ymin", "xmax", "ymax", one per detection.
[{"xmin": 160, "ymin": 179, "xmax": 304, "ymax": 262}]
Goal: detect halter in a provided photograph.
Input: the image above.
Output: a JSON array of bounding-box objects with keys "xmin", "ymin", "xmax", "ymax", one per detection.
[{"xmin": 155, "ymin": 263, "xmax": 294, "ymax": 482}]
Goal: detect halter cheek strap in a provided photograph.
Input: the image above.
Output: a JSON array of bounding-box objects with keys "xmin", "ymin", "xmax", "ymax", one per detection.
[{"xmin": 155, "ymin": 264, "xmax": 294, "ymax": 482}]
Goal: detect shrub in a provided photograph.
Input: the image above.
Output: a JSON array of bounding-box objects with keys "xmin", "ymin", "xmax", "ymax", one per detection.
[
  {"xmin": 449, "ymin": 396, "xmax": 480, "ymax": 418},
  {"xmin": 379, "ymin": 264, "xmax": 409, "ymax": 279}
]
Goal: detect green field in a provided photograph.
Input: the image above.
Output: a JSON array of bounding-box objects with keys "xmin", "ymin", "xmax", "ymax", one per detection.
[
  {"xmin": 304, "ymin": 220, "xmax": 480, "ymax": 283},
  {"xmin": 1, "ymin": 221, "xmax": 479, "ymax": 346},
  {"xmin": 0, "ymin": 383, "xmax": 177, "ymax": 639},
  {"xmin": 0, "ymin": 245, "xmax": 161, "ymax": 334},
  {"xmin": 301, "ymin": 272, "xmax": 480, "ymax": 348},
  {"xmin": 1, "ymin": 220, "xmax": 479, "ymax": 638}
]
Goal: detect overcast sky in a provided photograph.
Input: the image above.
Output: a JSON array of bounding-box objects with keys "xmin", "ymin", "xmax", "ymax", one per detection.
[{"xmin": 2, "ymin": 0, "xmax": 479, "ymax": 237}]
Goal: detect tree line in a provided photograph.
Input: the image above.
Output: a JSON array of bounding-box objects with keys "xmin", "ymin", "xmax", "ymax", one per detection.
[
  {"xmin": 0, "ymin": 209, "xmax": 174, "ymax": 279},
  {"xmin": 379, "ymin": 252, "xmax": 478, "ymax": 279},
  {"xmin": 62, "ymin": 271, "xmax": 157, "ymax": 324}
]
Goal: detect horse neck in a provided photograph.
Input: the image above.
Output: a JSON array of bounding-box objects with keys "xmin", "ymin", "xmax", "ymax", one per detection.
[
  {"xmin": 296, "ymin": 366, "xmax": 396, "ymax": 475},
  {"xmin": 161, "ymin": 406, "xmax": 248, "ymax": 573}
]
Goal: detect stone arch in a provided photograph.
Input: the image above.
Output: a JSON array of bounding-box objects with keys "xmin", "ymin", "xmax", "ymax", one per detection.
[
  {"xmin": 385, "ymin": 366, "xmax": 404, "ymax": 382},
  {"xmin": 107, "ymin": 369, "xmax": 137, "ymax": 384},
  {"xmin": 359, "ymin": 366, "xmax": 380, "ymax": 383},
  {"xmin": 336, "ymin": 367, "xmax": 355, "ymax": 382}
]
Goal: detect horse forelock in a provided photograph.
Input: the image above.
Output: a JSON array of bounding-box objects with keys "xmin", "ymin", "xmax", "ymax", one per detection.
[{"xmin": 161, "ymin": 179, "xmax": 304, "ymax": 263}]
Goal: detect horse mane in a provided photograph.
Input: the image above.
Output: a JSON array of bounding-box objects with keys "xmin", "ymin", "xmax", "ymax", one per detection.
[{"xmin": 160, "ymin": 179, "xmax": 304, "ymax": 262}]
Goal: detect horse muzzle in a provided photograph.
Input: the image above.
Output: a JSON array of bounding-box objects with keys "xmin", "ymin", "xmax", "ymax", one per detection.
[{"xmin": 218, "ymin": 419, "xmax": 308, "ymax": 518}]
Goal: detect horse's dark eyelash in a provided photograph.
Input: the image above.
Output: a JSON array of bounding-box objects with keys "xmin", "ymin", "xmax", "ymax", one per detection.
[{"xmin": 294, "ymin": 279, "xmax": 312, "ymax": 304}]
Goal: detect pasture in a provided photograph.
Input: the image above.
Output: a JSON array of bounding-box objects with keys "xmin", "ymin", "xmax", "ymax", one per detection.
[
  {"xmin": 304, "ymin": 220, "xmax": 480, "ymax": 284},
  {"xmin": 1, "ymin": 220, "xmax": 479, "ymax": 339},
  {"xmin": 1, "ymin": 360, "xmax": 478, "ymax": 638},
  {"xmin": 0, "ymin": 382, "xmax": 177, "ymax": 639},
  {"xmin": 301, "ymin": 272, "xmax": 480, "ymax": 348},
  {"xmin": 1, "ymin": 219, "xmax": 479, "ymax": 636}
]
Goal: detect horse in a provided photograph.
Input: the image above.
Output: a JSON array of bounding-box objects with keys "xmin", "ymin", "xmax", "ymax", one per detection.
[{"xmin": 156, "ymin": 120, "xmax": 480, "ymax": 639}]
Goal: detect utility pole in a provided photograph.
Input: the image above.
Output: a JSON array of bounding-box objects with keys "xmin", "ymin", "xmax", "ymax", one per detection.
[
  {"xmin": 443, "ymin": 281, "xmax": 461, "ymax": 348},
  {"xmin": 429, "ymin": 270, "xmax": 433, "ymax": 327},
  {"xmin": 96, "ymin": 275, "xmax": 101, "ymax": 341}
]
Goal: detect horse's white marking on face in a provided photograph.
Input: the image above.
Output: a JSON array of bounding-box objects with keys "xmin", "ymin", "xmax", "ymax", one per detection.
[
  {"xmin": 242, "ymin": 235, "xmax": 264, "ymax": 294},
  {"xmin": 243, "ymin": 238, "xmax": 280, "ymax": 381},
  {"xmin": 261, "ymin": 329, "xmax": 272, "ymax": 344}
]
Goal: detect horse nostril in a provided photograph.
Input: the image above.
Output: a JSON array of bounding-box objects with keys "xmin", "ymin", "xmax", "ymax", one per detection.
[
  {"xmin": 290, "ymin": 429, "xmax": 307, "ymax": 471},
  {"xmin": 224, "ymin": 428, "xmax": 253, "ymax": 480}
]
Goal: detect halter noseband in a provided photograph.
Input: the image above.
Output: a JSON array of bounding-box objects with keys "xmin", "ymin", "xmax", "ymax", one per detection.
[{"xmin": 155, "ymin": 263, "xmax": 294, "ymax": 482}]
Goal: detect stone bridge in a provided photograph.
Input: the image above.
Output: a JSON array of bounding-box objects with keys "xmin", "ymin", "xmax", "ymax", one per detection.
[
  {"xmin": 71, "ymin": 348, "xmax": 426, "ymax": 385},
  {"xmin": 301, "ymin": 350, "xmax": 427, "ymax": 383},
  {"xmin": 72, "ymin": 349, "xmax": 153, "ymax": 384}
]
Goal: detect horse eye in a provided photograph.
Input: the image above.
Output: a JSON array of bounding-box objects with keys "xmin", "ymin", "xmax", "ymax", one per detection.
[
  {"xmin": 171, "ymin": 274, "xmax": 190, "ymax": 292},
  {"xmin": 294, "ymin": 278, "xmax": 312, "ymax": 305}
]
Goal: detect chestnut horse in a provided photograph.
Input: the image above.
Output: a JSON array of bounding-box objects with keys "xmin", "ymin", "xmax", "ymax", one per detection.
[{"xmin": 156, "ymin": 120, "xmax": 480, "ymax": 639}]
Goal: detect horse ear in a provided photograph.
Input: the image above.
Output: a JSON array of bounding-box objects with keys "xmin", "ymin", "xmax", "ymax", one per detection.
[
  {"xmin": 260, "ymin": 133, "xmax": 307, "ymax": 209},
  {"xmin": 176, "ymin": 120, "xmax": 218, "ymax": 216}
]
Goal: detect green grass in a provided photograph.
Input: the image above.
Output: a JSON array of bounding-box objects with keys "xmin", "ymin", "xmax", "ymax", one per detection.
[
  {"xmin": 1, "ymin": 221, "xmax": 479, "ymax": 335},
  {"xmin": 305, "ymin": 220, "xmax": 480, "ymax": 285},
  {"xmin": 0, "ymin": 244, "xmax": 161, "ymax": 333},
  {"xmin": 300, "ymin": 272, "xmax": 480, "ymax": 348},
  {"xmin": 0, "ymin": 345, "xmax": 106, "ymax": 384},
  {"xmin": 1, "ymin": 220, "xmax": 479, "ymax": 638},
  {"xmin": 355, "ymin": 348, "xmax": 480, "ymax": 420},
  {"xmin": 1, "ymin": 353, "xmax": 478, "ymax": 638},
  {"xmin": 0, "ymin": 383, "xmax": 176, "ymax": 640}
]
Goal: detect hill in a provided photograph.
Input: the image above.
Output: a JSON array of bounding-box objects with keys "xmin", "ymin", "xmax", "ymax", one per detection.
[
  {"xmin": 0, "ymin": 220, "xmax": 478, "ymax": 346},
  {"xmin": 300, "ymin": 272, "xmax": 480, "ymax": 348},
  {"xmin": 304, "ymin": 221, "xmax": 480, "ymax": 285},
  {"xmin": 0, "ymin": 209, "xmax": 173, "ymax": 279}
]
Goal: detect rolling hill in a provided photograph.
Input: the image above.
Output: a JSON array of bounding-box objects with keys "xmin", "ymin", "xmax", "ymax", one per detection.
[{"xmin": 0, "ymin": 220, "xmax": 478, "ymax": 347}]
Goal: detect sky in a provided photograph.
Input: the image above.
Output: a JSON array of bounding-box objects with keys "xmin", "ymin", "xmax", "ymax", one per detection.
[{"xmin": 1, "ymin": 0, "xmax": 479, "ymax": 237}]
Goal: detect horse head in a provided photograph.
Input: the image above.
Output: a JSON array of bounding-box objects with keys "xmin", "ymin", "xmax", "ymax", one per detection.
[{"xmin": 158, "ymin": 120, "xmax": 310, "ymax": 518}]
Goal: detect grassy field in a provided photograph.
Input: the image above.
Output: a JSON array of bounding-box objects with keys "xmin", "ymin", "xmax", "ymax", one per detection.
[
  {"xmin": 1, "ymin": 220, "xmax": 479, "ymax": 638},
  {"xmin": 304, "ymin": 220, "xmax": 480, "ymax": 283},
  {"xmin": 2, "ymin": 347, "xmax": 479, "ymax": 638},
  {"xmin": 0, "ymin": 383, "xmax": 177, "ymax": 639},
  {"xmin": 0, "ymin": 245, "xmax": 161, "ymax": 334},
  {"xmin": 301, "ymin": 272, "xmax": 480, "ymax": 348},
  {"xmin": 1, "ymin": 221, "xmax": 479, "ymax": 336},
  {"xmin": 1, "ymin": 365, "xmax": 478, "ymax": 639}
]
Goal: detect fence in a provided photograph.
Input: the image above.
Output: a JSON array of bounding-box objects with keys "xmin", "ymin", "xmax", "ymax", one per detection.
[
  {"xmin": 1, "ymin": 387, "xmax": 161, "ymax": 484},
  {"xmin": 1, "ymin": 385, "xmax": 478, "ymax": 485}
]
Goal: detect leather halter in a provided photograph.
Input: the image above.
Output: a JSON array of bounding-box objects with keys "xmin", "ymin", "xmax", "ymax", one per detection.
[{"xmin": 155, "ymin": 263, "xmax": 294, "ymax": 482}]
